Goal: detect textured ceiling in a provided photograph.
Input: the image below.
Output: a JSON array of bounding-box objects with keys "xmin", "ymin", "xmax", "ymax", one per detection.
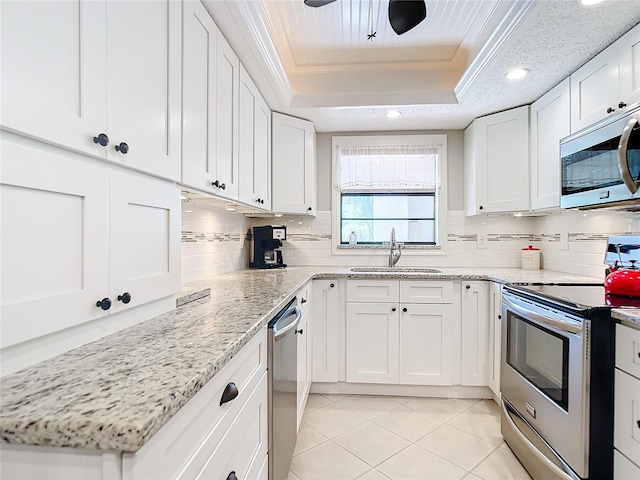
[{"xmin": 205, "ymin": 0, "xmax": 640, "ymax": 132}]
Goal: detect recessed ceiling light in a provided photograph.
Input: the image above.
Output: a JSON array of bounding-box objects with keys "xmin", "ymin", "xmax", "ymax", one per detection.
[
  {"xmin": 581, "ymin": 0, "xmax": 605, "ymax": 5},
  {"xmin": 386, "ymin": 110, "xmax": 401, "ymax": 118},
  {"xmin": 506, "ymin": 68, "xmax": 529, "ymax": 80}
]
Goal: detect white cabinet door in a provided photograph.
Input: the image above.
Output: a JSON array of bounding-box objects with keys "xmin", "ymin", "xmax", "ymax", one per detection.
[
  {"xmin": 312, "ymin": 280, "xmax": 340, "ymax": 383},
  {"xmin": 614, "ymin": 369, "xmax": 640, "ymax": 467},
  {"xmin": 465, "ymin": 106, "xmax": 529, "ymax": 215},
  {"xmin": 0, "ymin": 140, "xmax": 109, "ymax": 348},
  {"xmin": 570, "ymin": 44, "xmax": 620, "ymax": 133},
  {"xmin": 109, "ymin": 173, "xmax": 181, "ymax": 314},
  {"xmin": 398, "ymin": 303, "xmax": 453, "ymax": 385},
  {"xmin": 239, "ymin": 66, "xmax": 270, "ymax": 210},
  {"xmin": 272, "ymin": 113, "xmax": 316, "ymax": 215},
  {"xmin": 346, "ymin": 303, "xmax": 399, "ymax": 384},
  {"xmin": 105, "ymin": 0, "xmax": 182, "ymax": 181},
  {"xmin": 488, "ymin": 282, "xmax": 502, "ymax": 397},
  {"xmin": 461, "ymin": 281, "xmax": 490, "ymax": 386},
  {"xmin": 530, "ymin": 78, "xmax": 571, "ymax": 211},
  {"xmin": 181, "ymin": 0, "xmax": 222, "ymax": 196},
  {"xmin": 619, "ymin": 23, "xmax": 640, "ymax": 107},
  {"xmin": 614, "ymin": 449, "xmax": 640, "ymax": 480},
  {"xmin": 296, "ymin": 309, "xmax": 310, "ymax": 429},
  {"xmin": 0, "ymin": 0, "xmax": 107, "ymax": 157}
]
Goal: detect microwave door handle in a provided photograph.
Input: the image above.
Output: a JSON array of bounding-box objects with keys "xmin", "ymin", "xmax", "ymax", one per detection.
[
  {"xmin": 618, "ymin": 117, "xmax": 639, "ymax": 194},
  {"xmin": 502, "ymin": 295, "xmax": 582, "ymax": 335}
]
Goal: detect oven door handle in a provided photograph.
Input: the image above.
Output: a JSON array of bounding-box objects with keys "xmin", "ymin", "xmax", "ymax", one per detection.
[
  {"xmin": 503, "ymin": 295, "xmax": 583, "ymax": 334},
  {"xmin": 618, "ymin": 117, "xmax": 639, "ymax": 194}
]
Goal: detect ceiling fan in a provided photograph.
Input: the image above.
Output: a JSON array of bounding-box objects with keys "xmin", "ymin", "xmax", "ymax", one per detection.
[{"xmin": 303, "ymin": 0, "xmax": 427, "ymax": 36}]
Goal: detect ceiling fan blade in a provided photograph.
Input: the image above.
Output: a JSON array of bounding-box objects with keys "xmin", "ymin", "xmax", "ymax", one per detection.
[
  {"xmin": 304, "ymin": 0, "xmax": 338, "ymax": 7},
  {"xmin": 388, "ymin": 0, "xmax": 426, "ymax": 35}
]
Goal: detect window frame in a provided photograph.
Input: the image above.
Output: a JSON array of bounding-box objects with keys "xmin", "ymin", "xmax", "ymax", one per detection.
[{"xmin": 331, "ymin": 134, "xmax": 448, "ymax": 256}]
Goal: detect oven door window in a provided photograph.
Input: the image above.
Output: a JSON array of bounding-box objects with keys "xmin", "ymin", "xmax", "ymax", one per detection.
[{"xmin": 506, "ymin": 312, "xmax": 569, "ymax": 411}]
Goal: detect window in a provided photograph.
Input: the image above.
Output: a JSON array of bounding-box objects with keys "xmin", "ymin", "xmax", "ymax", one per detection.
[{"xmin": 332, "ymin": 135, "xmax": 447, "ymax": 250}]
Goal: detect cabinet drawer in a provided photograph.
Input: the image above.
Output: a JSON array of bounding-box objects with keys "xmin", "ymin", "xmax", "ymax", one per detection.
[
  {"xmin": 616, "ymin": 324, "xmax": 640, "ymax": 379},
  {"xmin": 400, "ymin": 281, "xmax": 453, "ymax": 304},
  {"xmin": 614, "ymin": 369, "xmax": 640, "ymax": 467},
  {"xmin": 179, "ymin": 372, "xmax": 268, "ymax": 480},
  {"xmin": 615, "ymin": 449, "xmax": 640, "ymax": 479},
  {"xmin": 347, "ymin": 280, "xmax": 399, "ymax": 303},
  {"xmin": 123, "ymin": 328, "xmax": 267, "ymax": 479}
]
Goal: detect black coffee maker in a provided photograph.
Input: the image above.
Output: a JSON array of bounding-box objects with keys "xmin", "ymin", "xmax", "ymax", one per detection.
[{"xmin": 250, "ymin": 226, "xmax": 287, "ymax": 269}]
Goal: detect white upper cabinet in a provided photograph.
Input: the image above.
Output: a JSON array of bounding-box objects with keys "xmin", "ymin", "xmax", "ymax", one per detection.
[
  {"xmin": 0, "ymin": 0, "xmax": 106, "ymax": 157},
  {"xmin": 181, "ymin": 0, "xmax": 239, "ymax": 200},
  {"xmin": 0, "ymin": 0, "xmax": 182, "ymax": 181},
  {"xmin": 239, "ymin": 65, "xmax": 272, "ymax": 210},
  {"xmin": 530, "ymin": 78, "xmax": 571, "ymax": 211},
  {"xmin": 272, "ymin": 113, "xmax": 316, "ymax": 215},
  {"xmin": 464, "ymin": 106, "xmax": 530, "ymax": 215},
  {"xmin": 0, "ymin": 138, "xmax": 180, "ymax": 349},
  {"xmin": 571, "ymin": 23, "xmax": 640, "ymax": 132}
]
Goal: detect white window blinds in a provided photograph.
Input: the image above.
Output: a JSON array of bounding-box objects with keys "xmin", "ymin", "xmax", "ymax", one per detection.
[{"xmin": 338, "ymin": 144, "xmax": 440, "ymax": 192}]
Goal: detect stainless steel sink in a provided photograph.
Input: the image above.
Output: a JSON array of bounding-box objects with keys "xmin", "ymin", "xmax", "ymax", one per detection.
[{"xmin": 350, "ymin": 267, "xmax": 442, "ymax": 273}]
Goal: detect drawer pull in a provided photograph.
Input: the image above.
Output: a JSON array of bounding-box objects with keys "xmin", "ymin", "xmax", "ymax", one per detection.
[
  {"xmin": 220, "ymin": 382, "xmax": 239, "ymax": 405},
  {"xmin": 226, "ymin": 471, "xmax": 238, "ymax": 480}
]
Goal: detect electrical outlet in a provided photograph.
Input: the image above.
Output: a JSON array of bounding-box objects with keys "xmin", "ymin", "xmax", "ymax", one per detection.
[
  {"xmin": 477, "ymin": 233, "xmax": 488, "ymax": 249},
  {"xmin": 560, "ymin": 232, "xmax": 569, "ymax": 250}
]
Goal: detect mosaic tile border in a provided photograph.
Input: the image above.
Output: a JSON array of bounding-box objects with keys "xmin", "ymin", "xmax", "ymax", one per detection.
[{"xmin": 182, "ymin": 231, "xmax": 244, "ymax": 243}]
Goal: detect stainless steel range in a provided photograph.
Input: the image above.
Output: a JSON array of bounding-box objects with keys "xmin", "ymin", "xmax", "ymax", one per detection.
[{"xmin": 501, "ymin": 283, "xmax": 619, "ymax": 480}]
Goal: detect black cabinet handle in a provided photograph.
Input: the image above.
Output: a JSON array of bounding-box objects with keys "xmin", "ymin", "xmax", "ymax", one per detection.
[
  {"xmin": 330, "ymin": 283, "xmax": 335, "ymax": 288},
  {"xmin": 498, "ymin": 314, "xmax": 502, "ymax": 320},
  {"xmin": 295, "ymin": 329, "xmax": 304, "ymax": 335},
  {"xmin": 117, "ymin": 292, "xmax": 132, "ymax": 304},
  {"xmin": 391, "ymin": 307, "xmax": 396, "ymax": 312},
  {"xmin": 220, "ymin": 183, "xmax": 226, "ymax": 190},
  {"xmin": 96, "ymin": 298, "xmax": 112, "ymax": 311},
  {"xmin": 227, "ymin": 472, "xmax": 238, "ymax": 480},
  {"xmin": 308, "ymin": 207, "xmax": 312, "ymax": 211},
  {"xmin": 212, "ymin": 180, "xmax": 221, "ymax": 188},
  {"xmin": 465, "ymin": 284, "xmax": 471, "ymax": 289},
  {"xmin": 301, "ymin": 298, "xmax": 307, "ymax": 304},
  {"xmin": 402, "ymin": 307, "xmax": 408, "ymax": 312},
  {"xmin": 607, "ymin": 107, "xmax": 615, "ymax": 114},
  {"xmin": 220, "ymin": 382, "xmax": 239, "ymax": 405},
  {"xmin": 93, "ymin": 133, "xmax": 109, "ymax": 147},
  {"xmin": 619, "ymin": 102, "xmax": 627, "ymax": 109},
  {"xmin": 479, "ymin": 205, "xmax": 484, "ymax": 210},
  {"xmin": 637, "ymin": 420, "xmax": 640, "ymax": 429},
  {"xmin": 115, "ymin": 142, "xmax": 129, "ymax": 154}
]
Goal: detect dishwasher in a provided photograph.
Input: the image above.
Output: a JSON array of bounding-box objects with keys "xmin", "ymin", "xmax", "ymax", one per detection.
[{"xmin": 268, "ymin": 297, "xmax": 301, "ymax": 480}]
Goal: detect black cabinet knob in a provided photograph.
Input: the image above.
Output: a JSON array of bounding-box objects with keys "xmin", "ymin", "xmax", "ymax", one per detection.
[
  {"xmin": 212, "ymin": 180, "xmax": 221, "ymax": 188},
  {"xmin": 220, "ymin": 382, "xmax": 239, "ymax": 405},
  {"xmin": 226, "ymin": 472, "xmax": 238, "ymax": 480},
  {"xmin": 466, "ymin": 284, "xmax": 471, "ymax": 289},
  {"xmin": 93, "ymin": 133, "xmax": 109, "ymax": 147},
  {"xmin": 479, "ymin": 205, "xmax": 484, "ymax": 210},
  {"xmin": 637, "ymin": 419, "xmax": 640, "ymax": 429},
  {"xmin": 261, "ymin": 199, "xmax": 265, "ymax": 204},
  {"xmin": 330, "ymin": 283, "xmax": 335, "ymax": 288},
  {"xmin": 301, "ymin": 298, "xmax": 307, "ymax": 304},
  {"xmin": 308, "ymin": 207, "xmax": 312, "ymax": 211},
  {"xmin": 392, "ymin": 307, "xmax": 397, "ymax": 312},
  {"xmin": 115, "ymin": 142, "xmax": 129, "ymax": 154},
  {"xmin": 619, "ymin": 102, "xmax": 627, "ymax": 109},
  {"xmin": 220, "ymin": 183, "xmax": 226, "ymax": 190},
  {"xmin": 498, "ymin": 314, "xmax": 502, "ymax": 320},
  {"xmin": 117, "ymin": 292, "xmax": 132, "ymax": 304},
  {"xmin": 607, "ymin": 107, "xmax": 615, "ymax": 114},
  {"xmin": 256, "ymin": 198, "xmax": 261, "ymax": 204},
  {"xmin": 402, "ymin": 307, "xmax": 408, "ymax": 312},
  {"xmin": 96, "ymin": 298, "xmax": 112, "ymax": 311},
  {"xmin": 295, "ymin": 329, "xmax": 304, "ymax": 335}
]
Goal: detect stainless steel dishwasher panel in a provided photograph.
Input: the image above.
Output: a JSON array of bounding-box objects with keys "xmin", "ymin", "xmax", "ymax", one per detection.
[{"xmin": 268, "ymin": 298, "xmax": 301, "ymax": 480}]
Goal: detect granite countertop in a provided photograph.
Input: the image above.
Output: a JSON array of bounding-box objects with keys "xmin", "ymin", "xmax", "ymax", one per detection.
[
  {"xmin": 0, "ymin": 267, "xmax": 602, "ymax": 453},
  {"xmin": 612, "ymin": 308, "xmax": 640, "ymax": 330}
]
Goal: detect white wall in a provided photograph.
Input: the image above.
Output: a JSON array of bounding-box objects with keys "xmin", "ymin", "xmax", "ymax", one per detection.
[{"xmin": 181, "ymin": 201, "xmax": 251, "ymax": 284}]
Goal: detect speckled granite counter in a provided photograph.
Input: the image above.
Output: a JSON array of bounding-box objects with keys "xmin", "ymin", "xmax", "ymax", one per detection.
[
  {"xmin": 612, "ymin": 308, "xmax": 640, "ymax": 330},
  {"xmin": 0, "ymin": 267, "xmax": 602, "ymax": 453}
]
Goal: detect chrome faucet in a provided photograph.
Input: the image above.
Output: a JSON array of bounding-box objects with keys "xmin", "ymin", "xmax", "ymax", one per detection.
[{"xmin": 389, "ymin": 227, "xmax": 402, "ymax": 267}]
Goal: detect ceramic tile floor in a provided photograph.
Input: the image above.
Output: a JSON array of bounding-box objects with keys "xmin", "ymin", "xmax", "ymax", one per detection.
[{"xmin": 289, "ymin": 394, "xmax": 532, "ymax": 480}]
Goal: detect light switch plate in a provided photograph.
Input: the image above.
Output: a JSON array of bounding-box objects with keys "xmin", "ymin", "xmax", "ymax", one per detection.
[
  {"xmin": 477, "ymin": 233, "xmax": 488, "ymax": 249},
  {"xmin": 560, "ymin": 232, "xmax": 569, "ymax": 250}
]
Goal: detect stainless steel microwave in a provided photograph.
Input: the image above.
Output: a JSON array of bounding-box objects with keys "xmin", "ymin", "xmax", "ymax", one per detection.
[{"xmin": 560, "ymin": 103, "xmax": 640, "ymax": 209}]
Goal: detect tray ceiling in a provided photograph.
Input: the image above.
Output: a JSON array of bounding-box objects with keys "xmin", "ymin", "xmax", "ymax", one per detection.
[{"xmin": 204, "ymin": 0, "xmax": 640, "ymax": 131}]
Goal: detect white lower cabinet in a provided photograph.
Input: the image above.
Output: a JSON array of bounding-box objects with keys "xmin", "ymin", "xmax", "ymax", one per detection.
[
  {"xmin": 488, "ymin": 282, "xmax": 503, "ymax": 397},
  {"xmin": 345, "ymin": 280, "xmax": 454, "ymax": 386},
  {"xmin": 312, "ymin": 280, "xmax": 341, "ymax": 383},
  {"xmin": 297, "ymin": 304, "xmax": 312, "ymax": 429},
  {"xmin": 0, "ymin": 138, "xmax": 180, "ymax": 350},
  {"xmin": 460, "ymin": 281, "xmax": 490, "ymax": 386},
  {"xmin": 614, "ymin": 324, "xmax": 640, "ymax": 477}
]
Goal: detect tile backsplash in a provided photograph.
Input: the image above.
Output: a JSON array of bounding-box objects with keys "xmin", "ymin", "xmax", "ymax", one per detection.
[{"xmin": 181, "ymin": 202, "xmax": 640, "ymax": 284}]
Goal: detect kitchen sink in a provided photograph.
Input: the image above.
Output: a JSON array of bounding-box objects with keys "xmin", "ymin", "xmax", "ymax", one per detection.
[{"xmin": 350, "ymin": 267, "xmax": 442, "ymax": 273}]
